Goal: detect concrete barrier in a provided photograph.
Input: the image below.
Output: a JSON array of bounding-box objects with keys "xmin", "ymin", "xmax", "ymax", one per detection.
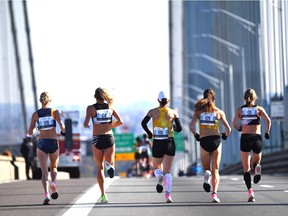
[
  {"xmin": 0, "ymin": 155, "xmax": 69, "ymax": 181},
  {"xmin": 0, "ymin": 155, "xmax": 14, "ymax": 181},
  {"xmin": 0, "ymin": 155, "xmax": 26, "ymax": 181}
]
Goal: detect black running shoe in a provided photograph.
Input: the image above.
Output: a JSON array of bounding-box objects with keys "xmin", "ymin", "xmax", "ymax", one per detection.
[
  {"xmin": 43, "ymin": 197, "xmax": 50, "ymax": 205},
  {"xmin": 253, "ymin": 164, "xmax": 261, "ymax": 184},
  {"xmin": 156, "ymin": 184, "xmax": 163, "ymax": 193},
  {"xmin": 51, "ymin": 192, "xmax": 58, "ymax": 199},
  {"xmin": 203, "ymin": 182, "xmax": 211, "ymax": 193},
  {"xmin": 107, "ymin": 167, "xmax": 115, "ymax": 178},
  {"xmin": 50, "ymin": 182, "xmax": 58, "ymax": 199}
]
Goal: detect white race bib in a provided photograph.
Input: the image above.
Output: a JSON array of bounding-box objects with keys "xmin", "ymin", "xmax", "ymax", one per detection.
[
  {"xmin": 38, "ymin": 116, "xmax": 55, "ymax": 130},
  {"xmin": 200, "ymin": 112, "xmax": 216, "ymax": 126},
  {"xmin": 242, "ymin": 107, "xmax": 257, "ymax": 120},
  {"xmin": 93, "ymin": 109, "xmax": 112, "ymax": 124},
  {"xmin": 153, "ymin": 127, "xmax": 168, "ymax": 139}
]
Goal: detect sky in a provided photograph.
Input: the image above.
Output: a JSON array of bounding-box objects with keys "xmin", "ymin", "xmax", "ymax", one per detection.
[{"xmin": 27, "ymin": 0, "xmax": 170, "ymax": 111}]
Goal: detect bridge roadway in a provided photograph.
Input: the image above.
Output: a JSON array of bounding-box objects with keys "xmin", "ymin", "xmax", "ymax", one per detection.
[{"xmin": 0, "ymin": 175, "xmax": 287, "ymax": 216}]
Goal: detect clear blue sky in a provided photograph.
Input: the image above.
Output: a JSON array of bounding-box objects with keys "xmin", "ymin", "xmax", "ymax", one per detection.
[{"xmin": 28, "ymin": 0, "xmax": 170, "ymax": 110}]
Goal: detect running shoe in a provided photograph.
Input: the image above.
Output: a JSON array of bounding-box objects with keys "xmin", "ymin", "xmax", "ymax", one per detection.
[
  {"xmin": 43, "ymin": 193, "xmax": 50, "ymax": 205},
  {"xmin": 104, "ymin": 161, "xmax": 115, "ymax": 178},
  {"xmin": 165, "ymin": 193, "xmax": 173, "ymax": 203},
  {"xmin": 203, "ymin": 170, "xmax": 211, "ymax": 193},
  {"xmin": 156, "ymin": 175, "xmax": 163, "ymax": 193},
  {"xmin": 50, "ymin": 182, "xmax": 58, "ymax": 199},
  {"xmin": 253, "ymin": 164, "xmax": 261, "ymax": 184},
  {"xmin": 248, "ymin": 188, "xmax": 255, "ymax": 202},
  {"xmin": 211, "ymin": 192, "xmax": 220, "ymax": 203},
  {"xmin": 100, "ymin": 194, "xmax": 109, "ymax": 203}
]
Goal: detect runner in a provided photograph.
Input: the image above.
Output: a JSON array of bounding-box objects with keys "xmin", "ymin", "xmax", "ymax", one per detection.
[
  {"xmin": 141, "ymin": 91, "xmax": 182, "ymax": 203},
  {"xmin": 27, "ymin": 91, "xmax": 66, "ymax": 205},
  {"xmin": 83, "ymin": 87, "xmax": 123, "ymax": 203},
  {"xmin": 232, "ymin": 88, "xmax": 271, "ymax": 202},
  {"xmin": 189, "ymin": 89, "xmax": 231, "ymax": 203}
]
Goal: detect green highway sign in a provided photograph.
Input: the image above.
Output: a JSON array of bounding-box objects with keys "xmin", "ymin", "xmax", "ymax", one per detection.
[
  {"xmin": 174, "ymin": 132, "xmax": 185, "ymax": 152},
  {"xmin": 114, "ymin": 133, "xmax": 134, "ymax": 153}
]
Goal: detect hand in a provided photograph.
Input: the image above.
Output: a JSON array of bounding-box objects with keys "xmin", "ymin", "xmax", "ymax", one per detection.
[
  {"xmin": 265, "ymin": 132, "xmax": 270, "ymax": 140},
  {"xmin": 60, "ymin": 131, "xmax": 66, "ymax": 136},
  {"xmin": 238, "ymin": 126, "xmax": 242, "ymax": 132},
  {"xmin": 221, "ymin": 133, "xmax": 227, "ymax": 140},
  {"xmin": 194, "ymin": 133, "xmax": 200, "ymax": 141}
]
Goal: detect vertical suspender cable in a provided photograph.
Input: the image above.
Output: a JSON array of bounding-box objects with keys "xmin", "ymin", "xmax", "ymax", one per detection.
[
  {"xmin": 22, "ymin": 0, "xmax": 38, "ymax": 111},
  {"xmin": 8, "ymin": 0, "xmax": 28, "ymax": 132}
]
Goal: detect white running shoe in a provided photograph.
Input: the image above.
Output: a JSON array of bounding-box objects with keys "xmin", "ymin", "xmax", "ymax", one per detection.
[
  {"xmin": 165, "ymin": 193, "xmax": 173, "ymax": 203},
  {"xmin": 43, "ymin": 193, "xmax": 50, "ymax": 205},
  {"xmin": 211, "ymin": 193, "xmax": 220, "ymax": 203},
  {"xmin": 253, "ymin": 164, "xmax": 261, "ymax": 184},
  {"xmin": 203, "ymin": 170, "xmax": 211, "ymax": 192},
  {"xmin": 248, "ymin": 188, "xmax": 255, "ymax": 202}
]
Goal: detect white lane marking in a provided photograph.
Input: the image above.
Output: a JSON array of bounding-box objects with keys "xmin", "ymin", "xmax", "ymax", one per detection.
[
  {"xmin": 62, "ymin": 177, "xmax": 119, "ymax": 216},
  {"xmin": 259, "ymin": 185, "xmax": 274, "ymax": 188},
  {"xmin": 284, "ymin": 190, "xmax": 288, "ymax": 193},
  {"xmin": 230, "ymin": 178, "xmax": 240, "ymax": 181}
]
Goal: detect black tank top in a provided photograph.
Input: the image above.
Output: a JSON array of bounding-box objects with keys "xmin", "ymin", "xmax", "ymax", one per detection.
[
  {"xmin": 92, "ymin": 103, "xmax": 112, "ymax": 124},
  {"xmin": 37, "ymin": 108, "xmax": 56, "ymax": 130},
  {"xmin": 241, "ymin": 105, "xmax": 260, "ymax": 125}
]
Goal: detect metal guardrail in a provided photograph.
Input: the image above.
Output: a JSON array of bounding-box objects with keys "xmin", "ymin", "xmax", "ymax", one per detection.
[{"xmin": 221, "ymin": 149, "xmax": 288, "ymax": 175}]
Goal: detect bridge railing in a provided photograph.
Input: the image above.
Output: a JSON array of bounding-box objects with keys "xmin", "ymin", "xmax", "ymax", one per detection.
[{"xmin": 221, "ymin": 149, "xmax": 288, "ymax": 175}]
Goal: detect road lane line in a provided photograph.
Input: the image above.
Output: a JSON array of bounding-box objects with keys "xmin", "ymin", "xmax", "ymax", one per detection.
[
  {"xmin": 230, "ymin": 177, "xmax": 240, "ymax": 181},
  {"xmin": 259, "ymin": 185, "xmax": 274, "ymax": 188},
  {"xmin": 61, "ymin": 176, "xmax": 119, "ymax": 216}
]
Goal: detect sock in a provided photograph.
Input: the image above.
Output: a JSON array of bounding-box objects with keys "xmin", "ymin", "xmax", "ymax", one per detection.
[
  {"xmin": 244, "ymin": 172, "xmax": 251, "ymax": 189},
  {"xmin": 164, "ymin": 173, "xmax": 172, "ymax": 194},
  {"xmin": 105, "ymin": 161, "xmax": 113, "ymax": 170},
  {"xmin": 154, "ymin": 169, "xmax": 163, "ymax": 179},
  {"xmin": 252, "ymin": 163, "xmax": 258, "ymax": 169}
]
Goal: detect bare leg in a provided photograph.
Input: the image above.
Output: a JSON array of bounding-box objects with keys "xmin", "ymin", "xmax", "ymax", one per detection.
[
  {"xmin": 49, "ymin": 149, "xmax": 59, "ymax": 182},
  {"xmin": 211, "ymin": 144, "xmax": 222, "ymax": 194},
  {"xmin": 37, "ymin": 149, "xmax": 49, "ymax": 194},
  {"xmin": 92, "ymin": 146, "xmax": 105, "ymax": 195}
]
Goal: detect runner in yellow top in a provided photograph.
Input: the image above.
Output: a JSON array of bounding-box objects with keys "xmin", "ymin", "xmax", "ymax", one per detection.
[
  {"xmin": 189, "ymin": 89, "xmax": 231, "ymax": 203},
  {"xmin": 141, "ymin": 91, "xmax": 182, "ymax": 203}
]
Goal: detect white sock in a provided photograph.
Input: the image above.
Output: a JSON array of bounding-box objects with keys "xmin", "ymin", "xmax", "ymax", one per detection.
[
  {"xmin": 164, "ymin": 173, "xmax": 172, "ymax": 194},
  {"xmin": 204, "ymin": 170, "xmax": 211, "ymax": 183},
  {"xmin": 104, "ymin": 161, "xmax": 111, "ymax": 170},
  {"xmin": 154, "ymin": 169, "xmax": 163, "ymax": 178}
]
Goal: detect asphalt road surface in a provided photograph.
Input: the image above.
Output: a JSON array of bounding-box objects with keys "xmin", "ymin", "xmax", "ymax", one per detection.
[{"xmin": 0, "ymin": 175, "xmax": 287, "ymax": 216}]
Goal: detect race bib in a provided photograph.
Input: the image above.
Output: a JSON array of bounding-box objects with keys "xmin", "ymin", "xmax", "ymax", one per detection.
[
  {"xmin": 200, "ymin": 112, "xmax": 216, "ymax": 126},
  {"xmin": 154, "ymin": 127, "xmax": 168, "ymax": 139},
  {"xmin": 93, "ymin": 109, "xmax": 112, "ymax": 124},
  {"xmin": 242, "ymin": 107, "xmax": 257, "ymax": 120},
  {"xmin": 38, "ymin": 116, "xmax": 56, "ymax": 130}
]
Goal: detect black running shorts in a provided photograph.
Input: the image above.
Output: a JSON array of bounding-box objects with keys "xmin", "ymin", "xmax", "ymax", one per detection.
[
  {"xmin": 92, "ymin": 134, "xmax": 115, "ymax": 150},
  {"xmin": 152, "ymin": 137, "xmax": 176, "ymax": 158},
  {"xmin": 240, "ymin": 134, "xmax": 262, "ymax": 154},
  {"xmin": 200, "ymin": 135, "xmax": 221, "ymax": 152}
]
